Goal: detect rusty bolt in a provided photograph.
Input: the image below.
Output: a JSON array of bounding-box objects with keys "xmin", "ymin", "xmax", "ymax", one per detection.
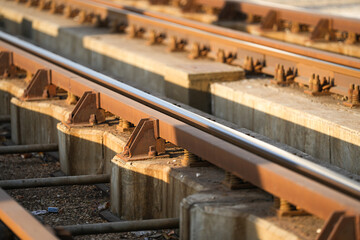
[
  {"xmin": 63, "ymin": 6, "xmax": 75, "ymax": 18},
  {"xmin": 348, "ymin": 84, "xmax": 354, "ymax": 103},
  {"xmin": 147, "ymin": 30, "xmax": 157, "ymax": 45},
  {"xmin": 49, "ymin": 2, "xmax": 63, "ymax": 14},
  {"xmin": 309, "ymin": 74, "xmax": 315, "ymax": 91},
  {"xmin": 127, "ymin": 25, "xmax": 137, "ymax": 38},
  {"xmin": 38, "ymin": 0, "xmax": 50, "ymax": 10},
  {"xmin": 244, "ymin": 56, "xmax": 254, "ymax": 72},
  {"xmin": 89, "ymin": 114, "xmax": 97, "ymax": 125},
  {"xmin": 273, "ymin": 196, "xmax": 280, "ymax": 209},
  {"xmin": 167, "ymin": 36, "xmax": 177, "ymax": 52},
  {"xmin": 352, "ymin": 85, "xmax": 360, "ymax": 104},
  {"xmin": 91, "ymin": 15, "xmax": 102, "ymax": 27},
  {"xmin": 346, "ymin": 32, "xmax": 357, "ymax": 45},
  {"xmin": 78, "ymin": 10, "xmax": 88, "ymax": 24},
  {"xmin": 148, "ymin": 145, "xmax": 157, "ymax": 157},
  {"xmin": 313, "ymin": 75, "xmax": 321, "ymax": 92},
  {"xmin": 188, "ymin": 42, "xmax": 200, "ymax": 60},
  {"xmin": 277, "ymin": 65, "xmax": 285, "ymax": 83},
  {"xmin": 274, "ymin": 64, "xmax": 280, "ymax": 81},
  {"xmin": 217, "ymin": 49, "xmax": 225, "ymax": 63},
  {"xmin": 182, "ymin": 149, "xmax": 199, "ymax": 167},
  {"xmin": 26, "ymin": 0, "xmax": 39, "ymax": 7},
  {"xmin": 279, "ymin": 198, "xmax": 295, "ymax": 212},
  {"xmin": 66, "ymin": 92, "xmax": 78, "ymax": 105},
  {"xmin": 254, "ymin": 59, "xmax": 263, "ymax": 72},
  {"xmin": 291, "ymin": 22, "xmax": 300, "ymax": 33}
]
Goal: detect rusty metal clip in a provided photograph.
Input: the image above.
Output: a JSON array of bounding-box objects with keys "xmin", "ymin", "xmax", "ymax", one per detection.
[
  {"xmin": 66, "ymin": 91, "xmax": 105, "ymax": 126},
  {"xmin": 117, "ymin": 118, "xmax": 168, "ymax": 161},
  {"xmin": 22, "ymin": 69, "xmax": 57, "ymax": 100},
  {"xmin": 317, "ymin": 212, "xmax": 360, "ymax": 240}
]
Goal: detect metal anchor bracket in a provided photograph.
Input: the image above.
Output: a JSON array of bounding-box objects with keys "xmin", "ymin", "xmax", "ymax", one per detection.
[
  {"xmin": 0, "ymin": 51, "xmax": 21, "ymax": 78},
  {"xmin": 22, "ymin": 69, "xmax": 57, "ymax": 100},
  {"xmin": 311, "ymin": 19, "xmax": 335, "ymax": 41},
  {"xmin": 0, "ymin": 51, "xmax": 12, "ymax": 76},
  {"xmin": 66, "ymin": 91, "xmax": 105, "ymax": 126},
  {"xmin": 261, "ymin": 10, "xmax": 279, "ymax": 30},
  {"xmin": 317, "ymin": 211, "xmax": 360, "ymax": 240},
  {"xmin": 117, "ymin": 118, "xmax": 169, "ymax": 161}
]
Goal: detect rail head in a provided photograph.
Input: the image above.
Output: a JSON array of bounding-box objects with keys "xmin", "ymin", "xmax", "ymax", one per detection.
[
  {"xmin": 73, "ymin": 0, "xmax": 360, "ymax": 98},
  {"xmin": 0, "ymin": 188, "xmax": 58, "ymax": 240},
  {"xmin": 0, "ymin": 32, "xmax": 359, "ymax": 223}
]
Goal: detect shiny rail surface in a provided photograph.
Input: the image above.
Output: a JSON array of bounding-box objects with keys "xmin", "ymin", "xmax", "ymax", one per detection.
[
  {"xmin": 148, "ymin": 0, "xmax": 360, "ymax": 34},
  {"xmin": 1, "ymin": 32, "xmax": 359, "ymax": 226},
  {"xmin": 0, "ymin": 188, "xmax": 58, "ymax": 239}
]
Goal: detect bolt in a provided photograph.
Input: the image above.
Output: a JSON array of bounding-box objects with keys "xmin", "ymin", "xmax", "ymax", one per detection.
[
  {"xmin": 66, "ymin": 92, "xmax": 77, "ymax": 105},
  {"xmin": 25, "ymin": 71, "xmax": 33, "ymax": 83},
  {"xmin": 312, "ymin": 75, "xmax": 321, "ymax": 92},
  {"xmin": 273, "ymin": 196, "xmax": 280, "ymax": 209},
  {"xmin": 244, "ymin": 56, "xmax": 254, "ymax": 72},
  {"xmin": 188, "ymin": 42, "xmax": 200, "ymax": 59},
  {"xmin": 148, "ymin": 145, "xmax": 157, "ymax": 157},
  {"xmin": 279, "ymin": 198, "xmax": 293, "ymax": 212},
  {"xmin": 91, "ymin": 15, "xmax": 102, "ymax": 27},
  {"xmin": 127, "ymin": 25, "xmax": 136, "ymax": 38},
  {"xmin": 63, "ymin": 6, "xmax": 77, "ymax": 18},
  {"xmin": 167, "ymin": 36, "xmax": 177, "ymax": 52},
  {"xmin": 26, "ymin": 0, "xmax": 39, "ymax": 7},
  {"xmin": 147, "ymin": 30, "xmax": 157, "ymax": 45},
  {"xmin": 348, "ymin": 84, "xmax": 354, "ymax": 103},
  {"xmin": 291, "ymin": 22, "xmax": 300, "ymax": 33},
  {"xmin": 274, "ymin": 64, "xmax": 280, "ymax": 81},
  {"xmin": 277, "ymin": 65, "xmax": 285, "ymax": 83},
  {"xmin": 38, "ymin": 0, "xmax": 50, "ymax": 10},
  {"xmin": 182, "ymin": 149, "xmax": 198, "ymax": 166},
  {"xmin": 49, "ymin": 2, "xmax": 63, "ymax": 14},
  {"xmin": 352, "ymin": 85, "xmax": 360, "ymax": 104},
  {"xmin": 217, "ymin": 49, "xmax": 225, "ymax": 63},
  {"xmin": 78, "ymin": 11, "xmax": 88, "ymax": 24},
  {"xmin": 346, "ymin": 32, "xmax": 357, "ymax": 45},
  {"xmin": 89, "ymin": 114, "xmax": 96, "ymax": 125}
]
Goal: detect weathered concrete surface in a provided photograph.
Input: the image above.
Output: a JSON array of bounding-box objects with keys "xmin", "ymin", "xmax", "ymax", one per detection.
[
  {"xmin": 180, "ymin": 191, "xmax": 315, "ymax": 240},
  {"xmin": 0, "ymin": 0, "xmax": 244, "ymax": 112},
  {"xmin": 6, "ymin": 77, "xmax": 73, "ymax": 145},
  {"xmin": 0, "ymin": 79, "xmax": 25, "ymax": 116},
  {"xmin": 111, "ymin": 154, "xmax": 322, "ymax": 240},
  {"xmin": 110, "ymin": 154, "xmax": 210, "ymax": 220},
  {"xmin": 113, "ymin": 0, "xmax": 218, "ymax": 23},
  {"xmin": 211, "ymin": 79, "xmax": 360, "ymax": 174},
  {"xmin": 57, "ymin": 123, "xmax": 129, "ymax": 175}
]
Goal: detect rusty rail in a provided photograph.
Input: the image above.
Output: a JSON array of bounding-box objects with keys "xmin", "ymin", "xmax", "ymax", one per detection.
[
  {"xmin": 0, "ymin": 188, "xmax": 58, "ymax": 240},
  {"xmin": 15, "ymin": 0, "xmax": 359, "ymax": 99},
  {"xmin": 149, "ymin": 0, "xmax": 360, "ymax": 35},
  {"xmin": 0, "ymin": 32, "xmax": 359, "ymax": 239}
]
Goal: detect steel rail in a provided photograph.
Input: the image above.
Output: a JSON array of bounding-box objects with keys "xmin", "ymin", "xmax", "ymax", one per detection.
[
  {"xmin": 1, "ymin": 31, "xmax": 360, "ymax": 200},
  {"xmin": 0, "ymin": 188, "xmax": 58, "ymax": 240},
  {"xmin": 0, "ymin": 32, "xmax": 359, "ymax": 222},
  {"xmin": 41, "ymin": 0, "xmax": 360, "ymax": 98},
  {"xmin": 194, "ymin": 0, "xmax": 360, "ymax": 33},
  {"xmin": 89, "ymin": 0, "xmax": 360, "ymax": 70}
]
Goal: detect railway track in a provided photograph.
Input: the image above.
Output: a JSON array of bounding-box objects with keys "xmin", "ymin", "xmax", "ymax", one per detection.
[
  {"xmin": 9, "ymin": 0, "xmax": 360, "ymax": 108},
  {"xmin": 147, "ymin": 0, "xmax": 360, "ymax": 44},
  {"xmin": 0, "ymin": 25, "xmax": 360, "ymax": 239}
]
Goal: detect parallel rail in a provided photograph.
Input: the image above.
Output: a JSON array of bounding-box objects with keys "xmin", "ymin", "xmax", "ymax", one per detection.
[
  {"xmin": 1, "ymin": 32, "xmax": 359, "ymax": 237},
  {"xmin": 0, "ymin": 188, "xmax": 58, "ymax": 239},
  {"xmin": 14, "ymin": 0, "xmax": 360, "ymax": 98},
  {"xmin": 149, "ymin": 0, "xmax": 360, "ymax": 34}
]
